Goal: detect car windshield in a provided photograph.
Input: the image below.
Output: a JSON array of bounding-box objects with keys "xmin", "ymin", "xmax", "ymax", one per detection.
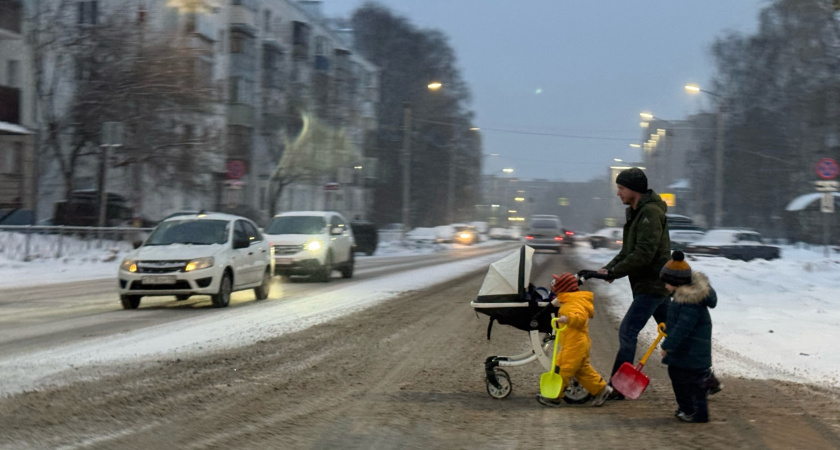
[
  {"xmin": 266, "ymin": 216, "xmax": 326, "ymax": 235},
  {"xmin": 145, "ymin": 219, "xmax": 229, "ymax": 245}
]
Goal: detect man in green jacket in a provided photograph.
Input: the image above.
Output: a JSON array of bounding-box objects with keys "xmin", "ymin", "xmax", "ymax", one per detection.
[{"xmin": 597, "ymin": 167, "xmax": 671, "ymax": 399}]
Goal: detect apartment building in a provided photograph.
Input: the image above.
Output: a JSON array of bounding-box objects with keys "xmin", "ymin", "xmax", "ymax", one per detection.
[
  {"xmin": 0, "ymin": 0, "xmax": 36, "ymax": 220},
  {"xmin": 21, "ymin": 0, "xmax": 378, "ymax": 224}
]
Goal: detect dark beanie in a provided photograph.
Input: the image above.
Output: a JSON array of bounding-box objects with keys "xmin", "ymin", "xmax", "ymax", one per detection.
[
  {"xmin": 660, "ymin": 250, "xmax": 692, "ymax": 286},
  {"xmin": 616, "ymin": 167, "xmax": 648, "ymax": 193}
]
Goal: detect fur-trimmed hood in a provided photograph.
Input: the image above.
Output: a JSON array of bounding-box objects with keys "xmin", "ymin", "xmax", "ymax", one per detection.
[{"xmin": 671, "ymin": 272, "xmax": 717, "ymax": 308}]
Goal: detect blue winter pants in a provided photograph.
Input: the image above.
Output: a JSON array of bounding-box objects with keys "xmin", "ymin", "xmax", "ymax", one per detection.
[
  {"xmin": 609, "ymin": 293, "xmax": 670, "ymax": 377},
  {"xmin": 668, "ymin": 365, "xmax": 710, "ymax": 422}
]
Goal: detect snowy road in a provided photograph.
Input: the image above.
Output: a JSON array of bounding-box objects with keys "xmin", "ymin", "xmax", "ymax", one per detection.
[{"xmin": 0, "ymin": 242, "xmax": 520, "ymax": 396}]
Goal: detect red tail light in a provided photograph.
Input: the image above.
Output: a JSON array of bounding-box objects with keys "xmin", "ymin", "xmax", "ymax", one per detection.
[
  {"xmin": 525, "ymin": 235, "xmax": 534, "ymax": 240},
  {"xmin": 565, "ymin": 230, "xmax": 574, "ymax": 236},
  {"xmin": 554, "ymin": 236, "xmax": 563, "ymax": 241}
]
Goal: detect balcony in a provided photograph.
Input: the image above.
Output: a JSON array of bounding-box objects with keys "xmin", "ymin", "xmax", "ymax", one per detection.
[
  {"xmin": 0, "ymin": 0, "xmax": 22, "ymax": 39},
  {"xmin": 0, "ymin": 86, "xmax": 20, "ymax": 123}
]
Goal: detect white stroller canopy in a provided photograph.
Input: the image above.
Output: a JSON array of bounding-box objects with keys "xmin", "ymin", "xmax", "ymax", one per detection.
[{"xmin": 478, "ymin": 246, "xmax": 534, "ymax": 297}]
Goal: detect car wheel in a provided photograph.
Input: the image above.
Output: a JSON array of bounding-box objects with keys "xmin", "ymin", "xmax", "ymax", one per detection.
[
  {"xmin": 317, "ymin": 252, "xmax": 333, "ymax": 283},
  {"xmin": 120, "ymin": 295, "xmax": 141, "ymax": 310},
  {"xmin": 341, "ymin": 254, "xmax": 354, "ymax": 279},
  {"xmin": 254, "ymin": 267, "xmax": 271, "ymax": 300},
  {"xmin": 212, "ymin": 272, "xmax": 232, "ymax": 307}
]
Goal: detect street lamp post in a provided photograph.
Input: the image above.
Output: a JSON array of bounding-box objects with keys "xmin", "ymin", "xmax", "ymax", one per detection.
[
  {"xmin": 685, "ymin": 84, "xmax": 725, "ymax": 227},
  {"xmin": 401, "ymin": 101, "xmax": 412, "ymax": 240}
]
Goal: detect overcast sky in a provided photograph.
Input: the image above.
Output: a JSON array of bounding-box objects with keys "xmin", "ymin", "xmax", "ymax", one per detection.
[{"xmin": 318, "ymin": 0, "xmax": 768, "ymax": 183}]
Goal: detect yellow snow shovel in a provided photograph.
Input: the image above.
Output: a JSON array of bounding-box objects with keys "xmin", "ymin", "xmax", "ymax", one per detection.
[{"xmin": 539, "ymin": 317, "xmax": 568, "ymax": 399}]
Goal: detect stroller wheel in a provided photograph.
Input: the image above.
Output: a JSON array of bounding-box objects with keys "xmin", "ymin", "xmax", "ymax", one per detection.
[
  {"xmin": 486, "ymin": 369, "xmax": 512, "ymax": 399},
  {"xmin": 562, "ymin": 378, "xmax": 594, "ymax": 404}
]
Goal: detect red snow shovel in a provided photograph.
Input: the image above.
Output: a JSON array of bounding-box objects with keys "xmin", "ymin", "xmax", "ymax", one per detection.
[{"xmin": 611, "ymin": 322, "xmax": 667, "ymax": 399}]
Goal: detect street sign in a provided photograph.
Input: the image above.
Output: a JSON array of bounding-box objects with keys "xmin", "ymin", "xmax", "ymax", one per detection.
[
  {"xmin": 660, "ymin": 193, "xmax": 676, "ymax": 207},
  {"xmin": 815, "ymin": 158, "xmax": 839, "ymax": 180},
  {"xmin": 814, "ymin": 180, "xmax": 840, "ymax": 192},
  {"xmin": 225, "ymin": 160, "xmax": 247, "ymax": 180},
  {"xmin": 821, "ymin": 193, "xmax": 835, "ymax": 213}
]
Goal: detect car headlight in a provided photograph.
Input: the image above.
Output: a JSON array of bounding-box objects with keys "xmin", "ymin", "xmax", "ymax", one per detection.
[
  {"xmin": 185, "ymin": 257, "xmax": 214, "ymax": 272},
  {"xmin": 306, "ymin": 240, "xmax": 323, "ymax": 251},
  {"xmin": 120, "ymin": 259, "xmax": 137, "ymax": 273}
]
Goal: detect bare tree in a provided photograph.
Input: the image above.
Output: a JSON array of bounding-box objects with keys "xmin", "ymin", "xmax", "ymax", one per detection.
[{"xmin": 27, "ymin": 0, "xmax": 221, "ymax": 219}]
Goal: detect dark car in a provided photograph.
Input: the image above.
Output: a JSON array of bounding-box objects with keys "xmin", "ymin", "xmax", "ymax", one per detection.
[
  {"xmin": 350, "ymin": 221, "xmax": 378, "ymax": 256},
  {"xmin": 589, "ymin": 227, "xmax": 622, "ymax": 250},
  {"xmin": 684, "ymin": 228, "xmax": 780, "ymax": 261}
]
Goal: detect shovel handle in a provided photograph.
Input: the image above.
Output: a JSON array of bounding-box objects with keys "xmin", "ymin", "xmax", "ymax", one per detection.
[
  {"xmin": 638, "ymin": 322, "xmax": 667, "ymax": 366},
  {"xmin": 550, "ymin": 317, "xmax": 568, "ymax": 332}
]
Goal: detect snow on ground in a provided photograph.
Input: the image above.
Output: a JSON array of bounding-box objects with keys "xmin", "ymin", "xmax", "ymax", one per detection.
[
  {"xmin": 576, "ymin": 245, "xmax": 840, "ymax": 390},
  {"xmin": 2, "ymin": 230, "xmax": 839, "ymax": 394}
]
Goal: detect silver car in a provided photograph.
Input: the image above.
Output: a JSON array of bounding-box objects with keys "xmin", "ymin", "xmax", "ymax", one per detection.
[{"xmin": 525, "ymin": 216, "xmax": 564, "ymax": 253}]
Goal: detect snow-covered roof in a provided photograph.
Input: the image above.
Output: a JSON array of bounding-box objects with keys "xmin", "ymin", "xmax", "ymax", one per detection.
[
  {"xmin": 785, "ymin": 192, "xmax": 840, "ymax": 211},
  {"xmin": 0, "ymin": 121, "xmax": 32, "ymax": 134},
  {"xmin": 667, "ymin": 178, "xmax": 690, "ymax": 190}
]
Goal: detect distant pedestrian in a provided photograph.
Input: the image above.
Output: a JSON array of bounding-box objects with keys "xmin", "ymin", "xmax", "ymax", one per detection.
[
  {"xmin": 597, "ymin": 167, "xmax": 671, "ymax": 400},
  {"xmin": 536, "ymin": 273, "xmax": 613, "ymax": 408},
  {"xmin": 659, "ymin": 251, "xmax": 717, "ymax": 423}
]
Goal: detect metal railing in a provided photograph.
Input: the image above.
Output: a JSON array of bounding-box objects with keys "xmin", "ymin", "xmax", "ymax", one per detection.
[{"xmin": 0, "ymin": 226, "xmax": 154, "ymax": 262}]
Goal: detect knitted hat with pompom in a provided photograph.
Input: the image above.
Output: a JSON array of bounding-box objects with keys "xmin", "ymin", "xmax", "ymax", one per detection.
[{"xmin": 660, "ymin": 250, "xmax": 692, "ymax": 286}]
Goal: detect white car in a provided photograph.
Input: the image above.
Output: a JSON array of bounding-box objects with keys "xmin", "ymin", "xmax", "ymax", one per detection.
[
  {"xmin": 263, "ymin": 211, "xmax": 355, "ymax": 282},
  {"xmin": 117, "ymin": 212, "xmax": 273, "ymax": 309}
]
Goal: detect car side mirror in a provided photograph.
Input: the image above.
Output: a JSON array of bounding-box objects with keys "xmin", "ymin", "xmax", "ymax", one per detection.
[
  {"xmin": 233, "ymin": 237, "xmax": 250, "ymax": 249},
  {"xmin": 132, "ymin": 240, "xmax": 143, "ymax": 249},
  {"xmin": 331, "ymin": 227, "xmax": 343, "ymax": 235}
]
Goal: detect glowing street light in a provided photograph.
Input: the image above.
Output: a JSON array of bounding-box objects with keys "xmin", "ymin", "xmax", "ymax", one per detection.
[
  {"xmin": 639, "ymin": 112, "xmax": 654, "ymax": 120},
  {"xmin": 685, "ymin": 82, "xmax": 725, "ymax": 227},
  {"xmin": 427, "ymin": 81, "xmax": 442, "ymax": 91},
  {"xmin": 629, "ymin": 143, "xmax": 641, "ymax": 148}
]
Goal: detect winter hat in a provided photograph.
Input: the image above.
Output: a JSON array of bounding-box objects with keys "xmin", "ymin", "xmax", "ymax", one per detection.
[
  {"xmin": 550, "ymin": 273, "xmax": 579, "ymax": 293},
  {"xmin": 660, "ymin": 250, "xmax": 692, "ymax": 286},
  {"xmin": 616, "ymin": 167, "xmax": 648, "ymax": 193}
]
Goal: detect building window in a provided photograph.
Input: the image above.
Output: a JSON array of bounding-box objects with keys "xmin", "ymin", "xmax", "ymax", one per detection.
[
  {"xmin": 314, "ymin": 36, "xmax": 326, "ymax": 56},
  {"xmin": 228, "ymin": 77, "xmax": 253, "ymax": 104},
  {"xmin": 77, "ymin": 1, "xmax": 98, "ymax": 25},
  {"xmin": 6, "ymin": 60, "xmax": 20, "ymax": 88},
  {"xmin": 263, "ymin": 10, "xmax": 271, "ymax": 32},
  {"xmin": 0, "ymin": 142, "xmax": 22, "ymax": 175}
]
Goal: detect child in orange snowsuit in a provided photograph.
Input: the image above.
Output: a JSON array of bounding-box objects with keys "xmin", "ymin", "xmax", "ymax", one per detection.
[{"xmin": 537, "ymin": 272, "xmax": 613, "ymax": 407}]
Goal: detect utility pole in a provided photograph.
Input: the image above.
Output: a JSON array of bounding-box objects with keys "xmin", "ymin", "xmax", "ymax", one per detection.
[
  {"xmin": 401, "ymin": 102, "xmax": 412, "ymax": 239},
  {"xmin": 98, "ymin": 122, "xmax": 123, "ymax": 230},
  {"xmin": 713, "ymin": 103, "xmax": 726, "ymax": 228},
  {"xmin": 447, "ymin": 124, "xmax": 455, "ymax": 224}
]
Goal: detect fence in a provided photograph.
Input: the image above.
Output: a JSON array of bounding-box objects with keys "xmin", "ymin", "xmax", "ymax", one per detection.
[{"xmin": 0, "ymin": 226, "xmax": 154, "ymax": 262}]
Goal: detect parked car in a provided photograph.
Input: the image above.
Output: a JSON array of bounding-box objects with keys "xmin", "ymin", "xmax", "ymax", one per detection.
[
  {"xmin": 525, "ymin": 215, "xmax": 564, "ymax": 252},
  {"xmin": 684, "ymin": 228, "xmax": 781, "ymax": 261},
  {"xmin": 263, "ymin": 211, "xmax": 355, "ymax": 282},
  {"xmin": 53, "ymin": 190, "xmax": 133, "ymax": 227},
  {"xmin": 350, "ymin": 220, "xmax": 378, "ymax": 256},
  {"xmin": 589, "ymin": 227, "xmax": 623, "ymax": 250},
  {"xmin": 117, "ymin": 212, "xmax": 273, "ymax": 309},
  {"xmin": 669, "ymin": 229, "xmax": 706, "ymax": 252}
]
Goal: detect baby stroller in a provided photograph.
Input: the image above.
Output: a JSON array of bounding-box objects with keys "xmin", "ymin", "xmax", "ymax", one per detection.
[{"xmin": 470, "ymin": 245, "xmax": 592, "ymax": 403}]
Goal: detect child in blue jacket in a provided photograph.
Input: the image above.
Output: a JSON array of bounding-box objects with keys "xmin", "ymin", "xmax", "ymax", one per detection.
[{"xmin": 659, "ymin": 251, "xmax": 717, "ymax": 423}]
